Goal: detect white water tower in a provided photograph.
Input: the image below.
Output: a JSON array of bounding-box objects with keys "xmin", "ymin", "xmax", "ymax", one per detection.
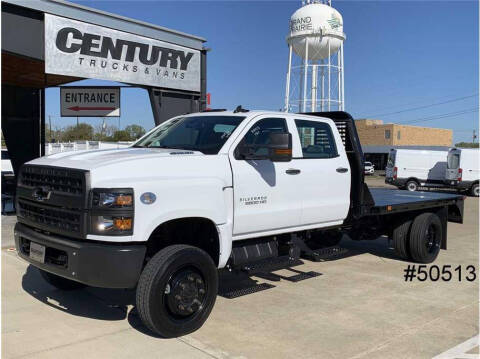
[{"xmin": 284, "ymin": 0, "xmax": 345, "ymax": 112}]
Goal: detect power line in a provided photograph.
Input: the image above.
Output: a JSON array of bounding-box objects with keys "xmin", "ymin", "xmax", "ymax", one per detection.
[
  {"xmin": 395, "ymin": 108, "xmax": 479, "ymax": 125},
  {"xmin": 356, "ymin": 92, "xmax": 477, "ymax": 114},
  {"xmin": 360, "ymin": 94, "xmax": 478, "ymax": 118}
]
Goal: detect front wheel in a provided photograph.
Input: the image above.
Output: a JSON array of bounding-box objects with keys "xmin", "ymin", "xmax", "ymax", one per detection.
[
  {"xmin": 406, "ymin": 180, "xmax": 419, "ymax": 192},
  {"xmin": 471, "ymin": 183, "xmax": 479, "ymax": 197},
  {"xmin": 136, "ymin": 245, "xmax": 218, "ymax": 338}
]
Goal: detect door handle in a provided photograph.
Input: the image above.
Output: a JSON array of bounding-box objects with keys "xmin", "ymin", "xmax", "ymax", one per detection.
[
  {"xmin": 336, "ymin": 167, "xmax": 349, "ymax": 173},
  {"xmin": 286, "ymin": 169, "xmax": 301, "ymax": 175}
]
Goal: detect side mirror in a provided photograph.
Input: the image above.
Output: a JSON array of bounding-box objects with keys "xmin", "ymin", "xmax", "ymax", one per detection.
[
  {"xmin": 236, "ymin": 132, "xmax": 292, "ymax": 162},
  {"xmin": 268, "ymin": 132, "xmax": 292, "ymax": 162}
]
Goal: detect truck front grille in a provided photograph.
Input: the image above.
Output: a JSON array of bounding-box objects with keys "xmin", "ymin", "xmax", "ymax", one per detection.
[
  {"xmin": 18, "ymin": 199, "xmax": 84, "ymax": 236},
  {"xmin": 17, "ymin": 165, "xmax": 90, "ymax": 210},
  {"xmin": 20, "ymin": 165, "xmax": 85, "ymax": 195}
]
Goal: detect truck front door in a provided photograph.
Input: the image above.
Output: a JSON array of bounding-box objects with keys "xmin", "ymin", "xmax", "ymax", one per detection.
[{"xmin": 229, "ymin": 116, "xmax": 302, "ymax": 236}]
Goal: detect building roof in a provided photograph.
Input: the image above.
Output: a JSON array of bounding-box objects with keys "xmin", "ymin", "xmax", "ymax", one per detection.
[{"xmin": 3, "ymin": 0, "xmax": 206, "ymax": 50}]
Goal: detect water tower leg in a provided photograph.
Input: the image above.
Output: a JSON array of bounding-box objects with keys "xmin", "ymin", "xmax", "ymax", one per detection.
[
  {"xmin": 321, "ymin": 61, "xmax": 325, "ymax": 112},
  {"xmin": 337, "ymin": 52, "xmax": 341, "ymax": 111},
  {"xmin": 341, "ymin": 43, "xmax": 345, "ymax": 110},
  {"xmin": 299, "ymin": 56, "xmax": 304, "ymax": 112},
  {"xmin": 303, "ymin": 37, "xmax": 309, "ymax": 112},
  {"xmin": 284, "ymin": 44, "xmax": 293, "ymax": 112},
  {"xmin": 328, "ymin": 40, "xmax": 331, "ymax": 111},
  {"xmin": 311, "ymin": 62, "xmax": 317, "ymax": 112}
]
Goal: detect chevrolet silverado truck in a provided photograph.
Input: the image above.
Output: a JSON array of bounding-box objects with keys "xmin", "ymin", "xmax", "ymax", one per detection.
[{"xmin": 14, "ymin": 110, "xmax": 464, "ymax": 338}]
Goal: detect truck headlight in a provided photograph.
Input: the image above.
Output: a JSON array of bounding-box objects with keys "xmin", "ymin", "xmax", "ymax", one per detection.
[
  {"xmin": 89, "ymin": 188, "xmax": 134, "ymax": 235},
  {"xmin": 92, "ymin": 189, "xmax": 133, "ymax": 208},
  {"xmin": 90, "ymin": 215, "xmax": 134, "ymax": 235},
  {"xmin": 95, "ymin": 216, "xmax": 133, "ymax": 232}
]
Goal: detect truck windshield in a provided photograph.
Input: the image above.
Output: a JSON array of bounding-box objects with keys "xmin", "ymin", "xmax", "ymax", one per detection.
[
  {"xmin": 447, "ymin": 153, "xmax": 460, "ymax": 169},
  {"xmin": 133, "ymin": 116, "xmax": 245, "ymax": 154}
]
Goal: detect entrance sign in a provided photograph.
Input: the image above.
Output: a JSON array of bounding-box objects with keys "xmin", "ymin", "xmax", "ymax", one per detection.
[
  {"xmin": 61, "ymin": 87, "xmax": 120, "ymax": 117},
  {"xmin": 45, "ymin": 14, "xmax": 201, "ymax": 92}
]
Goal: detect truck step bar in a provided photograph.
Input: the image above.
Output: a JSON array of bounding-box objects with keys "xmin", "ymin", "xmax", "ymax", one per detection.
[
  {"xmin": 301, "ymin": 246, "xmax": 349, "ymax": 262},
  {"xmin": 219, "ymin": 282, "xmax": 275, "ymax": 299},
  {"xmin": 241, "ymin": 255, "xmax": 302, "ymax": 275}
]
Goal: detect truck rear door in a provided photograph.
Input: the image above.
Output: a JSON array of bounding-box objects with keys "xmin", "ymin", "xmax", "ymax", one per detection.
[
  {"xmin": 385, "ymin": 149, "xmax": 396, "ymax": 179},
  {"xmin": 446, "ymin": 149, "xmax": 461, "ymax": 182},
  {"xmin": 290, "ymin": 117, "xmax": 351, "ymax": 226}
]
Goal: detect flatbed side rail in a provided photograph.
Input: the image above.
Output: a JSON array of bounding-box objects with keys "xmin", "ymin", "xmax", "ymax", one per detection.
[{"xmin": 368, "ymin": 197, "xmax": 464, "ymax": 221}]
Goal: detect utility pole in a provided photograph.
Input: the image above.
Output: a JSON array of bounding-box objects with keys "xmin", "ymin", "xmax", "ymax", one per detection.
[
  {"xmin": 48, "ymin": 115, "xmax": 52, "ymax": 142},
  {"xmin": 76, "ymin": 116, "xmax": 79, "ymax": 127},
  {"xmin": 473, "ymin": 129, "xmax": 477, "ymax": 144}
]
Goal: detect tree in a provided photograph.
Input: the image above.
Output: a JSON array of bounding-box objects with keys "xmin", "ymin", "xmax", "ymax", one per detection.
[
  {"xmin": 93, "ymin": 123, "xmax": 117, "ymax": 141},
  {"xmin": 454, "ymin": 142, "xmax": 479, "ymax": 148},
  {"xmin": 112, "ymin": 130, "xmax": 132, "ymax": 142},
  {"xmin": 125, "ymin": 124, "xmax": 146, "ymax": 140},
  {"xmin": 46, "ymin": 126, "xmax": 63, "ymax": 143},
  {"xmin": 61, "ymin": 123, "xmax": 94, "ymax": 142}
]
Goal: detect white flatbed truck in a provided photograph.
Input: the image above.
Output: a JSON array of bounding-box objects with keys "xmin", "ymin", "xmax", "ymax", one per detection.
[{"xmin": 14, "ymin": 110, "xmax": 464, "ymax": 337}]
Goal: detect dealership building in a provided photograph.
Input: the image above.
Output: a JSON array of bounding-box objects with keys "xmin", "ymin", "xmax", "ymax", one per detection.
[
  {"xmin": 357, "ymin": 119, "xmax": 453, "ymax": 169},
  {"xmin": 2, "ymin": 0, "xmax": 208, "ymax": 175}
]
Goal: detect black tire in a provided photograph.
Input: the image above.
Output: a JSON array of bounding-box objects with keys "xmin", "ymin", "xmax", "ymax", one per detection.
[
  {"xmin": 392, "ymin": 219, "xmax": 412, "ymax": 260},
  {"xmin": 136, "ymin": 245, "xmax": 218, "ymax": 338},
  {"xmin": 409, "ymin": 213, "xmax": 442, "ymax": 263},
  {"xmin": 405, "ymin": 180, "xmax": 418, "ymax": 192},
  {"xmin": 470, "ymin": 183, "xmax": 479, "ymax": 197},
  {"xmin": 39, "ymin": 269, "xmax": 86, "ymax": 290}
]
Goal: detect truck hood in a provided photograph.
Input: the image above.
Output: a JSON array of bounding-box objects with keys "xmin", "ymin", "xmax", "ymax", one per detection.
[{"xmin": 28, "ymin": 147, "xmax": 204, "ymax": 170}]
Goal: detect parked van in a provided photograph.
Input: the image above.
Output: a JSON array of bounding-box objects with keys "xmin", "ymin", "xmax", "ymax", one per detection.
[
  {"xmin": 445, "ymin": 148, "xmax": 479, "ymax": 196},
  {"xmin": 385, "ymin": 149, "xmax": 448, "ymax": 191}
]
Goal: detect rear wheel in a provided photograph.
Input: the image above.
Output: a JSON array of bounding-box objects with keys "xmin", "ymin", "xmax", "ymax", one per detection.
[
  {"xmin": 406, "ymin": 180, "xmax": 418, "ymax": 192},
  {"xmin": 471, "ymin": 183, "xmax": 479, "ymax": 197},
  {"xmin": 392, "ymin": 219, "xmax": 412, "ymax": 260},
  {"xmin": 39, "ymin": 269, "xmax": 86, "ymax": 290},
  {"xmin": 409, "ymin": 213, "xmax": 442, "ymax": 263},
  {"xmin": 136, "ymin": 245, "xmax": 218, "ymax": 338}
]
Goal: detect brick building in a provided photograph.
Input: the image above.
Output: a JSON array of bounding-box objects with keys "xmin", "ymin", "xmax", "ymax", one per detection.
[
  {"xmin": 355, "ymin": 119, "xmax": 452, "ymax": 147},
  {"xmin": 356, "ymin": 119, "xmax": 453, "ymax": 170}
]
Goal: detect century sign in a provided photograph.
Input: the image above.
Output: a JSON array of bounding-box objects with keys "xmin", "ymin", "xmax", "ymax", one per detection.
[
  {"xmin": 45, "ymin": 14, "xmax": 201, "ymax": 92},
  {"xmin": 60, "ymin": 87, "xmax": 120, "ymax": 117}
]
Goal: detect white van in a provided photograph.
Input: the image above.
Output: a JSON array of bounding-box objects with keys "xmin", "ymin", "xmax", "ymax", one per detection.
[
  {"xmin": 385, "ymin": 149, "xmax": 448, "ymax": 191},
  {"xmin": 445, "ymin": 148, "xmax": 479, "ymax": 196}
]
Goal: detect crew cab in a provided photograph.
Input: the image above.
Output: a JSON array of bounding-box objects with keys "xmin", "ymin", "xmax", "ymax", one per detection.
[{"xmin": 14, "ymin": 110, "xmax": 464, "ymax": 338}]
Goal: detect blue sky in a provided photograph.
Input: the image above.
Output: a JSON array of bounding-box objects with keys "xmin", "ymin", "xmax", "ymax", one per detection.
[{"xmin": 46, "ymin": 0, "xmax": 479, "ymax": 143}]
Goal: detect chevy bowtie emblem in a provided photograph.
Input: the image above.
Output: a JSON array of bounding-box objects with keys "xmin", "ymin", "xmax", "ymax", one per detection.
[{"xmin": 32, "ymin": 187, "xmax": 51, "ymax": 202}]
